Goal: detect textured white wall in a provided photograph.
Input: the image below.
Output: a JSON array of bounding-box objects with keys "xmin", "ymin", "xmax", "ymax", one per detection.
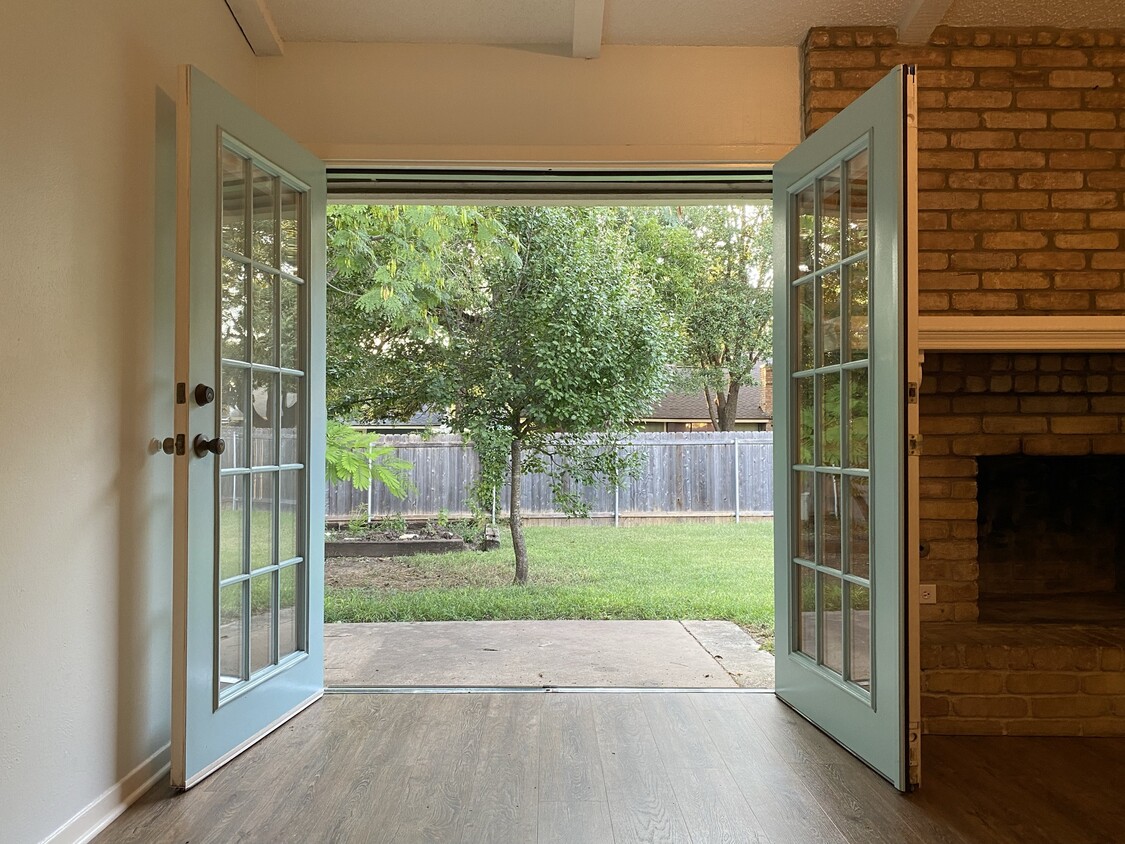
[
  {"xmin": 0, "ymin": 2, "xmax": 255, "ymax": 841},
  {"xmin": 0, "ymin": 10, "xmax": 800, "ymax": 840},
  {"xmin": 256, "ymin": 43, "xmax": 801, "ymax": 165}
]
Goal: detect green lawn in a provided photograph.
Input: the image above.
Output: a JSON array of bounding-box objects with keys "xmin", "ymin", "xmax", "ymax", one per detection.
[{"xmin": 325, "ymin": 522, "xmax": 775, "ymax": 645}]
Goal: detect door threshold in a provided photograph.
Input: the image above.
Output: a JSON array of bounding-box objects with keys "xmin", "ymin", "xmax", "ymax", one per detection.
[{"xmin": 326, "ymin": 685, "xmax": 776, "ymax": 694}]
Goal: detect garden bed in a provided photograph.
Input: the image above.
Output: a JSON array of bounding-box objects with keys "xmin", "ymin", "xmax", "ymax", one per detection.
[{"xmin": 325, "ymin": 537, "xmax": 466, "ymax": 558}]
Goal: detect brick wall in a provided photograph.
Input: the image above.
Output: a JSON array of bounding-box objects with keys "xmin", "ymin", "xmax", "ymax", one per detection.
[
  {"xmin": 803, "ymin": 26, "xmax": 1125, "ymax": 316},
  {"xmin": 919, "ymin": 352, "xmax": 1125, "ymax": 623},
  {"xmin": 918, "ymin": 352, "xmax": 1125, "ymax": 734},
  {"xmin": 922, "ymin": 624, "xmax": 1125, "ymax": 736}
]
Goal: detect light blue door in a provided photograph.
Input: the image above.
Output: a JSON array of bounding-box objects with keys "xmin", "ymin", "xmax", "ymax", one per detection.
[
  {"xmin": 772, "ymin": 67, "xmax": 918, "ymax": 791},
  {"xmin": 172, "ymin": 67, "xmax": 327, "ymax": 788}
]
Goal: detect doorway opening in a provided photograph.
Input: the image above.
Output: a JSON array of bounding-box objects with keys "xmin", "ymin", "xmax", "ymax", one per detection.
[{"xmin": 317, "ymin": 170, "xmax": 778, "ymax": 690}]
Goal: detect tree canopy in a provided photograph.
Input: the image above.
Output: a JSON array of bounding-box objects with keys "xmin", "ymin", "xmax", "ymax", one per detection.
[
  {"xmin": 632, "ymin": 204, "xmax": 774, "ymax": 430},
  {"xmin": 326, "ymin": 204, "xmax": 675, "ymax": 582}
]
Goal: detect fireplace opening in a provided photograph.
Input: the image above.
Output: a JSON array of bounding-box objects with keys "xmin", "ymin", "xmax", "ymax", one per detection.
[{"xmin": 977, "ymin": 455, "xmax": 1125, "ymax": 625}]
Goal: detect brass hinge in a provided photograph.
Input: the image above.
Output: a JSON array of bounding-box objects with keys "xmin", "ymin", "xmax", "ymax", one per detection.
[
  {"xmin": 908, "ymin": 721, "xmax": 921, "ymax": 787},
  {"xmin": 908, "ymin": 434, "xmax": 922, "ymax": 456},
  {"xmin": 907, "ymin": 381, "xmax": 919, "ymax": 403}
]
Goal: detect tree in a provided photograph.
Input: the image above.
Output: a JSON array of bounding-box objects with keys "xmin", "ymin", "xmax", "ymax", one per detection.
[
  {"xmin": 325, "ymin": 204, "xmax": 673, "ymax": 583},
  {"xmin": 325, "ymin": 205, "xmax": 511, "ymax": 422},
  {"xmin": 633, "ymin": 205, "xmax": 774, "ymax": 430},
  {"xmin": 445, "ymin": 207, "xmax": 673, "ymax": 583}
]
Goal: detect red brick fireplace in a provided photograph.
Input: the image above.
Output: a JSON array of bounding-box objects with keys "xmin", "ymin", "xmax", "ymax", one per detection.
[{"xmin": 915, "ymin": 352, "xmax": 1125, "ymax": 735}]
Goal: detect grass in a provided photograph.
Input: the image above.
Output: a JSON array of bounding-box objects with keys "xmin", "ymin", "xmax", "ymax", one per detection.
[{"xmin": 324, "ymin": 522, "xmax": 775, "ymax": 645}]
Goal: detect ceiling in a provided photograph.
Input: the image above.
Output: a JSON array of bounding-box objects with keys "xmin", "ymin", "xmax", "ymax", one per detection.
[{"xmin": 234, "ymin": 0, "xmax": 1125, "ymax": 57}]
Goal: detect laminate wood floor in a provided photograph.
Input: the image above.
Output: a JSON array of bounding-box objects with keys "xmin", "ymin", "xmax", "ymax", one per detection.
[{"xmin": 96, "ymin": 692, "xmax": 1125, "ymax": 844}]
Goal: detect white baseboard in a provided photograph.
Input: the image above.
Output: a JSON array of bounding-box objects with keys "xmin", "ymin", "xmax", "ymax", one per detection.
[{"xmin": 41, "ymin": 744, "xmax": 170, "ymax": 844}]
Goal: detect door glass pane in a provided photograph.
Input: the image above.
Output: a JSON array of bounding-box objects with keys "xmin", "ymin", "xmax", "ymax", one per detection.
[
  {"xmin": 848, "ymin": 476, "xmax": 871, "ymax": 579},
  {"xmin": 819, "ymin": 474, "xmax": 842, "ymax": 570},
  {"xmin": 280, "ymin": 470, "xmax": 301, "ymax": 563},
  {"xmin": 221, "ymin": 366, "xmax": 249, "ymax": 469},
  {"xmin": 218, "ymin": 582, "xmax": 245, "ymax": 690},
  {"xmin": 281, "ymin": 374, "xmax": 300, "ymax": 462},
  {"xmin": 252, "ymin": 166, "xmax": 277, "ymax": 267},
  {"xmin": 221, "ymin": 149, "xmax": 246, "ymax": 256},
  {"xmin": 280, "ymin": 279, "xmax": 300, "ymax": 371},
  {"xmin": 847, "ymin": 367, "xmax": 869, "ymax": 469},
  {"xmin": 221, "ymin": 258, "xmax": 248, "ymax": 361},
  {"xmin": 797, "ymin": 376, "xmax": 814, "ymax": 464},
  {"xmin": 252, "ymin": 270, "xmax": 276, "ymax": 366},
  {"xmin": 820, "ymin": 270, "xmax": 841, "ymax": 366},
  {"xmin": 220, "ymin": 475, "xmax": 247, "ymax": 580},
  {"xmin": 250, "ymin": 473, "xmax": 275, "ymax": 572},
  {"xmin": 846, "ymin": 149, "xmax": 869, "ymax": 257},
  {"xmin": 848, "ymin": 260, "xmax": 869, "ymax": 362},
  {"xmin": 796, "ymin": 185, "xmax": 815, "ymax": 277},
  {"xmin": 252, "ymin": 370, "xmax": 278, "ymax": 466},
  {"xmin": 796, "ymin": 470, "xmax": 814, "ymax": 561},
  {"xmin": 822, "ymin": 574, "xmax": 844, "ymax": 676},
  {"xmin": 797, "ymin": 564, "xmax": 817, "ymax": 660},
  {"xmin": 279, "ymin": 563, "xmax": 298, "ymax": 660},
  {"xmin": 797, "ymin": 281, "xmax": 815, "ymax": 371},
  {"xmin": 249, "ymin": 571, "xmax": 274, "ymax": 675},
  {"xmin": 280, "ymin": 184, "xmax": 300, "ymax": 276},
  {"xmin": 818, "ymin": 168, "xmax": 842, "ymax": 268},
  {"xmin": 820, "ymin": 371, "xmax": 841, "ymax": 467},
  {"xmin": 848, "ymin": 582, "xmax": 872, "ymax": 691}
]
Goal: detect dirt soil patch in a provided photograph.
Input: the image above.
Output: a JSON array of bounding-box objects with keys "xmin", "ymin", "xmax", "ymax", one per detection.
[{"xmin": 326, "ymin": 555, "xmax": 509, "ymax": 591}]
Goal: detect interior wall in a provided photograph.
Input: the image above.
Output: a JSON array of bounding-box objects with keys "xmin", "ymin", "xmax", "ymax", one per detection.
[
  {"xmin": 254, "ymin": 43, "xmax": 801, "ymax": 164},
  {"xmin": 0, "ymin": 2, "xmax": 256, "ymax": 841},
  {"xmin": 0, "ymin": 10, "xmax": 800, "ymax": 840}
]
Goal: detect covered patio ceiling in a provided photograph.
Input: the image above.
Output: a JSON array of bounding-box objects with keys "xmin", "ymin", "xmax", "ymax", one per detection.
[{"xmin": 227, "ymin": 0, "xmax": 1125, "ymax": 58}]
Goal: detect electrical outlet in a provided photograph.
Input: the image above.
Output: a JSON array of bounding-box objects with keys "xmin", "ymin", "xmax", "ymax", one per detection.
[{"xmin": 919, "ymin": 583, "xmax": 937, "ymax": 604}]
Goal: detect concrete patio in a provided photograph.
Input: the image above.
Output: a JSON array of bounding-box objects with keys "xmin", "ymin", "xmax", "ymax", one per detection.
[{"xmin": 325, "ymin": 619, "xmax": 775, "ymax": 688}]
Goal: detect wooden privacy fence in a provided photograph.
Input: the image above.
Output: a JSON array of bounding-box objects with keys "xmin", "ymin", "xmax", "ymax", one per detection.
[{"xmin": 325, "ymin": 431, "xmax": 774, "ymax": 524}]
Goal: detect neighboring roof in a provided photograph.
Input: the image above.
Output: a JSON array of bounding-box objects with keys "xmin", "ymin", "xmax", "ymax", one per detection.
[{"xmin": 644, "ymin": 385, "xmax": 769, "ymax": 422}]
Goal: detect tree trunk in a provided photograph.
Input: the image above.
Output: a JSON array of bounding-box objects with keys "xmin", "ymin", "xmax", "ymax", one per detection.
[
  {"xmin": 718, "ymin": 381, "xmax": 740, "ymax": 431},
  {"xmin": 509, "ymin": 438, "xmax": 529, "ymax": 584}
]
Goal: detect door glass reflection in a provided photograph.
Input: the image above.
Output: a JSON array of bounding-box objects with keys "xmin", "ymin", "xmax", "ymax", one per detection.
[
  {"xmin": 848, "ymin": 582, "xmax": 872, "ymax": 691},
  {"xmin": 823, "ymin": 573, "xmax": 844, "ymax": 676},
  {"xmin": 846, "ymin": 149, "xmax": 869, "ymax": 257},
  {"xmin": 797, "ymin": 564, "xmax": 817, "ymax": 660}
]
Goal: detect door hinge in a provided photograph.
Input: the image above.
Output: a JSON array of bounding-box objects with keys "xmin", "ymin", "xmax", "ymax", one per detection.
[
  {"xmin": 907, "ymin": 381, "xmax": 919, "ymax": 403},
  {"xmin": 174, "ymin": 434, "xmax": 186, "ymax": 456},
  {"xmin": 907, "ymin": 722, "xmax": 921, "ymax": 787},
  {"xmin": 908, "ymin": 434, "xmax": 922, "ymax": 456},
  {"xmin": 176, "ymin": 382, "xmax": 187, "ymax": 404}
]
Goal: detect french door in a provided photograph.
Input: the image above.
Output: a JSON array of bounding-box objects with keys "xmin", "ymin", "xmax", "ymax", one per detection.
[
  {"xmin": 772, "ymin": 66, "xmax": 920, "ymax": 790},
  {"xmin": 172, "ymin": 66, "xmax": 327, "ymax": 788}
]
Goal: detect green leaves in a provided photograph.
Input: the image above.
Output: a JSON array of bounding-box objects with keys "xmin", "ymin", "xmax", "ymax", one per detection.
[{"xmin": 325, "ymin": 420, "xmax": 414, "ymax": 500}]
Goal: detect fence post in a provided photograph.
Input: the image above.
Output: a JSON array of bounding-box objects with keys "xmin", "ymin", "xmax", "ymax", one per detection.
[{"xmin": 733, "ymin": 438, "xmax": 741, "ymax": 524}]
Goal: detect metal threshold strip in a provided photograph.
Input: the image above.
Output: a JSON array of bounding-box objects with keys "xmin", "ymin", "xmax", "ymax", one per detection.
[{"xmin": 327, "ymin": 685, "xmax": 776, "ymax": 694}]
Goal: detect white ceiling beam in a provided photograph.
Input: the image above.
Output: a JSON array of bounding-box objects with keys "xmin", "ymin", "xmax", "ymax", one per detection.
[
  {"xmin": 897, "ymin": 0, "xmax": 954, "ymax": 45},
  {"xmin": 572, "ymin": 0, "xmax": 606, "ymax": 59},
  {"xmin": 225, "ymin": 0, "xmax": 285, "ymax": 57}
]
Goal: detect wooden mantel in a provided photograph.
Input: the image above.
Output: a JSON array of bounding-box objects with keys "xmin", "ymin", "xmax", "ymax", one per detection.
[{"xmin": 917, "ymin": 316, "xmax": 1125, "ymax": 351}]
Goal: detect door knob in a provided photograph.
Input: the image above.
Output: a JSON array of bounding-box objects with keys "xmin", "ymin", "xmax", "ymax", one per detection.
[
  {"xmin": 193, "ymin": 435, "xmax": 226, "ymax": 458},
  {"xmin": 194, "ymin": 384, "xmax": 215, "ymax": 405},
  {"xmin": 161, "ymin": 437, "xmax": 176, "ymax": 455}
]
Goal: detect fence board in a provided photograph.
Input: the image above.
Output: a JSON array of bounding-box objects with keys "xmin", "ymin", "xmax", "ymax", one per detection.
[{"xmin": 326, "ymin": 432, "xmax": 774, "ymax": 523}]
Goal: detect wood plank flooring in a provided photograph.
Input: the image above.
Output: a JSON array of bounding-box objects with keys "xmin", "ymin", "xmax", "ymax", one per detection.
[{"xmin": 96, "ymin": 692, "xmax": 1125, "ymax": 844}]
